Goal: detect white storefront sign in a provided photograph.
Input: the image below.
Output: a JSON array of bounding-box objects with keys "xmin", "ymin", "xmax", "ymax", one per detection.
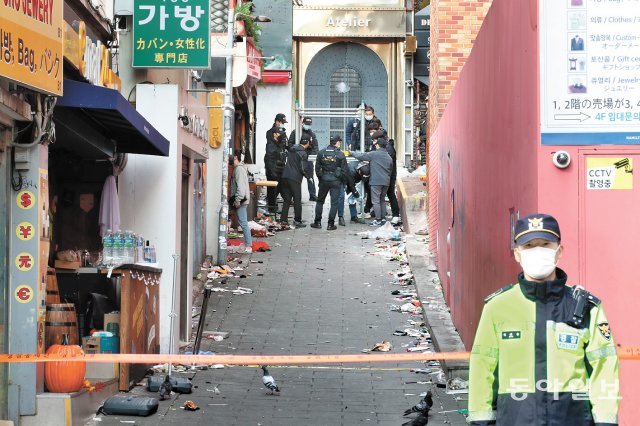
[{"xmin": 540, "ymin": 0, "xmax": 640, "ymax": 145}]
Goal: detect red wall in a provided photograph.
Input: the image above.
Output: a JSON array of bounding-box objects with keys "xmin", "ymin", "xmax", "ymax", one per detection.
[{"xmin": 430, "ymin": 0, "xmax": 540, "ymax": 345}]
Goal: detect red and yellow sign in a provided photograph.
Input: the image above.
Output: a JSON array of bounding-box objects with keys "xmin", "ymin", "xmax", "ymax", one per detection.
[
  {"xmin": 16, "ymin": 221, "xmax": 35, "ymax": 241},
  {"xmin": 16, "ymin": 190, "xmax": 35, "ymax": 210},
  {"xmin": 15, "ymin": 252, "xmax": 34, "ymax": 271},
  {"xmin": 0, "ymin": 0, "xmax": 64, "ymax": 95},
  {"xmin": 14, "ymin": 284, "xmax": 34, "ymax": 303}
]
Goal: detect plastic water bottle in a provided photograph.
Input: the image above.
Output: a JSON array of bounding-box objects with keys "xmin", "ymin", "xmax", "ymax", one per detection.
[
  {"xmin": 113, "ymin": 230, "xmax": 124, "ymax": 264},
  {"xmin": 102, "ymin": 229, "xmax": 113, "ymax": 264},
  {"xmin": 124, "ymin": 230, "xmax": 134, "ymax": 264}
]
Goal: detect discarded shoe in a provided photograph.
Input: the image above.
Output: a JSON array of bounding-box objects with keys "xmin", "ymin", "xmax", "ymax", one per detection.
[
  {"xmin": 310, "ymin": 222, "xmax": 322, "ymax": 229},
  {"xmin": 338, "ymin": 217, "xmax": 346, "ymax": 226}
]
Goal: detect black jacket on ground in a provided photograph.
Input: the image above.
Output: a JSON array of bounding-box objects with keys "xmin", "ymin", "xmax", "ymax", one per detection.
[{"xmin": 282, "ymin": 144, "xmax": 308, "ymax": 183}]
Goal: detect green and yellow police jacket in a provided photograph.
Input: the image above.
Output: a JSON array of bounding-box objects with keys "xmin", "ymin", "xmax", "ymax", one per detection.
[{"xmin": 468, "ymin": 269, "xmax": 619, "ymax": 426}]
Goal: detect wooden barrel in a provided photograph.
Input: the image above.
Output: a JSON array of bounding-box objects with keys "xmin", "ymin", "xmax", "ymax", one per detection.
[
  {"xmin": 46, "ymin": 268, "xmax": 60, "ymax": 305},
  {"xmin": 45, "ymin": 304, "xmax": 79, "ymax": 349}
]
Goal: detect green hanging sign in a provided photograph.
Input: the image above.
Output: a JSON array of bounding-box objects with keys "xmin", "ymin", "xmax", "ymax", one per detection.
[{"xmin": 133, "ymin": 0, "xmax": 210, "ymax": 68}]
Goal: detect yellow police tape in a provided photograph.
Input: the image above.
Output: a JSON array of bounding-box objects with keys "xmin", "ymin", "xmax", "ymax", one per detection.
[{"xmin": 0, "ymin": 346, "xmax": 637, "ymax": 363}]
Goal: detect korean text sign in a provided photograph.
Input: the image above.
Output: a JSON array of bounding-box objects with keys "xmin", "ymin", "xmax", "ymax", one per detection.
[
  {"xmin": 0, "ymin": 0, "xmax": 63, "ymax": 95},
  {"xmin": 133, "ymin": 0, "xmax": 210, "ymax": 68}
]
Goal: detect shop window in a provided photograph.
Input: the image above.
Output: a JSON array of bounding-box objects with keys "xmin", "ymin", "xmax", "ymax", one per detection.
[{"xmin": 329, "ymin": 66, "xmax": 362, "ymax": 144}]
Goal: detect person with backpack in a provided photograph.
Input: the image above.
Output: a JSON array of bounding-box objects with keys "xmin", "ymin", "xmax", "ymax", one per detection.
[{"xmin": 311, "ymin": 136, "xmax": 350, "ymax": 230}]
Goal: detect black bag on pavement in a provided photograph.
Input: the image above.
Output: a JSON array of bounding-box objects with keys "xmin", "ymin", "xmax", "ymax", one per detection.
[
  {"xmin": 147, "ymin": 375, "xmax": 193, "ymax": 394},
  {"xmin": 99, "ymin": 395, "xmax": 159, "ymax": 416}
]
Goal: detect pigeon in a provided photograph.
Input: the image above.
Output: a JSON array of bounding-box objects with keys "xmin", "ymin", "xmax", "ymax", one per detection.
[
  {"xmin": 261, "ymin": 365, "xmax": 280, "ymax": 394},
  {"xmin": 401, "ymin": 412, "xmax": 429, "ymax": 426},
  {"xmin": 403, "ymin": 391, "xmax": 433, "ymax": 416},
  {"xmin": 158, "ymin": 375, "xmax": 173, "ymax": 401}
]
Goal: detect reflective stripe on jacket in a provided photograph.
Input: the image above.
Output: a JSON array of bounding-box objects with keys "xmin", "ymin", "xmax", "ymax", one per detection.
[{"xmin": 468, "ymin": 269, "xmax": 620, "ymax": 426}]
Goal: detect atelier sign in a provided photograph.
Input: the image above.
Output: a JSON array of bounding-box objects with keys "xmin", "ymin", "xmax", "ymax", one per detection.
[{"xmin": 293, "ymin": 9, "xmax": 405, "ymax": 38}]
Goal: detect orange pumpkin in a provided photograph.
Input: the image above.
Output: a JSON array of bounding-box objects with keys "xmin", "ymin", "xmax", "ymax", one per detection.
[{"xmin": 45, "ymin": 334, "xmax": 86, "ymax": 393}]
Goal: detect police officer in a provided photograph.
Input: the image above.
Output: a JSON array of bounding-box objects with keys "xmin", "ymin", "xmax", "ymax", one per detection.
[
  {"xmin": 289, "ymin": 117, "xmax": 318, "ymax": 201},
  {"xmin": 345, "ymin": 105, "xmax": 383, "ymax": 152},
  {"xmin": 311, "ymin": 135, "xmax": 349, "ymax": 231},
  {"xmin": 468, "ymin": 214, "xmax": 620, "ymax": 426},
  {"xmin": 264, "ymin": 113, "xmax": 288, "ymax": 213},
  {"xmin": 279, "ymin": 136, "xmax": 310, "ymax": 228}
]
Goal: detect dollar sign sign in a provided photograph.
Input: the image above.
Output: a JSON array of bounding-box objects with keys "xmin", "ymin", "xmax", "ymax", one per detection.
[{"xmin": 20, "ymin": 193, "xmax": 32, "ymax": 208}]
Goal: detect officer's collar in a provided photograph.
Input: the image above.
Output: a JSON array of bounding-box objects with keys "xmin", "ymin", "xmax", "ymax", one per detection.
[{"xmin": 518, "ymin": 268, "xmax": 568, "ymax": 302}]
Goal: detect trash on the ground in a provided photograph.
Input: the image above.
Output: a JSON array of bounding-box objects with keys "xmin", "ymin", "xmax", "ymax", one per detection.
[
  {"xmin": 448, "ymin": 377, "xmax": 470, "ymax": 393},
  {"xmin": 370, "ymin": 340, "xmax": 392, "ymax": 352},
  {"xmin": 393, "ymin": 330, "xmax": 408, "ymax": 336},
  {"xmin": 182, "ymin": 400, "xmax": 200, "ymax": 411},
  {"xmin": 210, "ymin": 364, "xmax": 225, "ymax": 369},
  {"xmin": 410, "ymin": 368, "xmax": 433, "ymax": 374}
]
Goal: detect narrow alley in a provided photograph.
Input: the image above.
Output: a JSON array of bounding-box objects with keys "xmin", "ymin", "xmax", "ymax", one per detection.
[{"xmin": 89, "ymin": 201, "xmax": 468, "ymax": 426}]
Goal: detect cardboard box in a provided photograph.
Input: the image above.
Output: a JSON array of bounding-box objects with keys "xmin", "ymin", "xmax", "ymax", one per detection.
[
  {"xmin": 82, "ymin": 335, "xmax": 119, "ymax": 354},
  {"xmin": 104, "ymin": 312, "xmax": 120, "ymax": 336}
]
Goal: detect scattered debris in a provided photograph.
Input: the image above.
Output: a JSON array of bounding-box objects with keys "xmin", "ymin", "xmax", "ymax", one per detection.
[
  {"xmin": 370, "ymin": 341, "xmax": 392, "ymax": 352},
  {"xmin": 182, "ymin": 400, "xmax": 200, "ymax": 411}
]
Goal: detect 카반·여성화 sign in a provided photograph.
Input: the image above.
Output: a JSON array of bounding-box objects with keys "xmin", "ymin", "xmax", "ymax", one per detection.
[{"xmin": 133, "ymin": 0, "xmax": 210, "ymax": 68}]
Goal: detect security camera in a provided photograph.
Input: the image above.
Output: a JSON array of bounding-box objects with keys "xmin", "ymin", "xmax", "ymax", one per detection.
[
  {"xmin": 191, "ymin": 70, "xmax": 202, "ymax": 82},
  {"xmin": 405, "ymin": 80, "xmax": 414, "ymax": 87},
  {"xmin": 552, "ymin": 150, "xmax": 571, "ymax": 169},
  {"xmin": 178, "ymin": 115, "xmax": 189, "ymax": 127}
]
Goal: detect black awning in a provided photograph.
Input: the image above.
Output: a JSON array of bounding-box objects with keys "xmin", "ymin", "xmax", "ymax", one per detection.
[{"xmin": 54, "ymin": 79, "xmax": 170, "ymax": 157}]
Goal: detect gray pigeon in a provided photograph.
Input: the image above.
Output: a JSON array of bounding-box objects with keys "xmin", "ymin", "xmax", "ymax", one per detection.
[
  {"xmin": 261, "ymin": 366, "xmax": 280, "ymax": 394},
  {"xmin": 403, "ymin": 391, "xmax": 433, "ymax": 416},
  {"xmin": 158, "ymin": 375, "xmax": 172, "ymax": 401},
  {"xmin": 401, "ymin": 412, "xmax": 429, "ymax": 426}
]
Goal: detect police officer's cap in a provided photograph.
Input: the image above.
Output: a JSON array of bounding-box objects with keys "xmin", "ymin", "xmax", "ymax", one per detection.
[
  {"xmin": 514, "ymin": 214, "xmax": 561, "ymax": 246},
  {"xmin": 275, "ymin": 113, "xmax": 288, "ymax": 123},
  {"xmin": 330, "ymin": 135, "xmax": 342, "ymax": 144},
  {"xmin": 303, "ymin": 117, "xmax": 312, "ymax": 125}
]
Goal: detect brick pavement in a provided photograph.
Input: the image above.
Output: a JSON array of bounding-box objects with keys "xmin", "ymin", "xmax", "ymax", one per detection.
[{"xmin": 89, "ymin": 201, "xmax": 468, "ymax": 426}]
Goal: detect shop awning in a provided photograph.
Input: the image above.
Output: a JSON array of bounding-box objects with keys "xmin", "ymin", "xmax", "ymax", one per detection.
[{"xmin": 54, "ymin": 79, "xmax": 170, "ymax": 157}]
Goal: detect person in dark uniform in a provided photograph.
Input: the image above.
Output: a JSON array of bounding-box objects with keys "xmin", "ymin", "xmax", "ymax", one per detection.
[
  {"xmin": 280, "ymin": 136, "xmax": 310, "ymax": 227},
  {"xmin": 311, "ymin": 136, "xmax": 349, "ymax": 231},
  {"xmin": 345, "ymin": 105, "xmax": 383, "ymax": 152},
  {"xmin": 385, "ymin": 138, "xmax": 400, "ymax": 224},
  {"xmin": 264, "ymin": 113, "xmax": 288, "ymax": 213},
  {"xmin": 289, "ymin": 117, "xmax": 318, "ymax": 201},
  {"xmin": 337, "ymin": 159, "xmax": 364, "ymax": 225}
]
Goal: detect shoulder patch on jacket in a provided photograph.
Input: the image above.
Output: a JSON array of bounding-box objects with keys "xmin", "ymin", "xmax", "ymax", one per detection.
[{"xmin": 484, "ymin": 284, "xmax": 514, "ymax": 303}]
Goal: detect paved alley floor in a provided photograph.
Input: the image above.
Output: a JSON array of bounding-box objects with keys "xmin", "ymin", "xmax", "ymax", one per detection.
[{"xmin": 89, "ymin": 201, "xmax": 468, "ymax": 426}]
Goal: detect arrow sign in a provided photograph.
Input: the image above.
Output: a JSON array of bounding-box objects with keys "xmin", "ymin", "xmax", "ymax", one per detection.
[{"xmin": 554, "ymin": 112, "xmax": 591, "ymax": 122}]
